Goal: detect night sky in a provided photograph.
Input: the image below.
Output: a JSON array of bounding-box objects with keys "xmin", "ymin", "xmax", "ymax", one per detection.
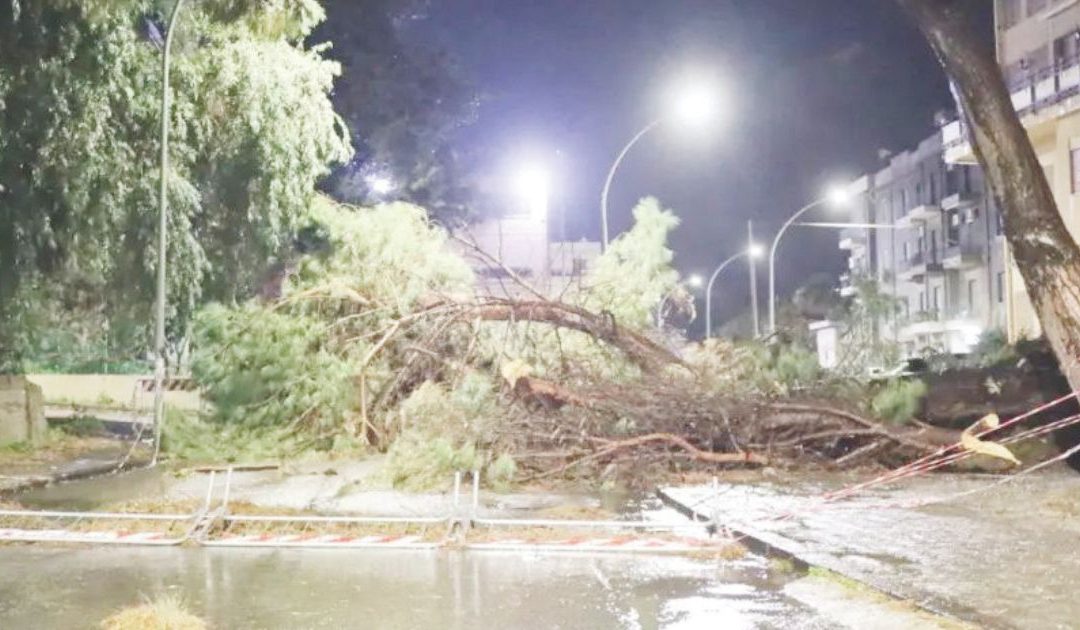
[{"xmin": 399, "ymin": 0, "xmax": 992, "ymax": 331}]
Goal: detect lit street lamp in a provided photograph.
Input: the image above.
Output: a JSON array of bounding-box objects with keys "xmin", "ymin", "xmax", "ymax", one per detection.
[
  {"xmin": 367, "ymin": 174, "xmax": 395, "ymax": 197},
  {"xmin": 767, "ymin": 185, "xmax": 850, "ymax": 335},
  {"xmin": 514, "ymin": 163, "xmax": 550, "ymax": 220},
  {"xmin": 600, "ymin": 76, "xmax": 719, "ymax": 250},
  {"xmin": 705, "ymin": 243, "xmax": 764, "ymax": 339}
]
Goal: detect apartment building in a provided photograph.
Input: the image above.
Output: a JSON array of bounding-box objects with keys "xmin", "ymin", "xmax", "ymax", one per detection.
[
  {"xmin": 453, "ymin": 213, "xmax": 600, "ymax": 299},
  {"xmin": 941, "ymin": 0, "xmax": 1080, "ymax": 341},
  {"xmin": 839, "ymin": 129, "xmax": 1009, "ymax": 358}
]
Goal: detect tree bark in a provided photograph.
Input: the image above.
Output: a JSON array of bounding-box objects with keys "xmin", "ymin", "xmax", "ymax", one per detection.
[
  {"xmin": 899, "ymin": 0, "xmax": 1080, "ymax": 392},
  {"xmin": 469, "ymin": 299, "xmax": 684, "ymax": 372}
]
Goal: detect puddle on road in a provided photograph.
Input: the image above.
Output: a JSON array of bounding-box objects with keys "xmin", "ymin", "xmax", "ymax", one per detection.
[
  {"xmin": 0, "ymin": 547, "xmax": 829, "ymax": 629},
  {"xmin": 16, "ymin": 466, "xmax": 170, "ymax": 511}
]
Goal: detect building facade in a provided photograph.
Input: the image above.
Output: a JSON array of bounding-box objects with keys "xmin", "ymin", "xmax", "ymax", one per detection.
[
  {"xmin": 839, "ymin": 129, "xmax": 1010, "ymax": 358},
  {"xmin": 453, "ymin": 213, "xmax": 601, "ymax": 299},
  {"xmin": 941, "ymin": 0, "xmax": 1080, "ymax": 341}
]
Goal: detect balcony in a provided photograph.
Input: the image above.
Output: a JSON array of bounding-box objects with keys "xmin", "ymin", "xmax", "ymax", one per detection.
[
  {"xmin": 898, "ymin": 251, "xmax": 944, "ymax": 281},
  {"xmin": 896, "ymin": 203, "xmax": 942, "ymax": 228},
  {"xmin": 942, "ymin": 243, "xmax": 983, "ymax": 270},
  {"xmin": 838, "ymin": 227, "xmax": 866, "ymax": 251},
  {"xmin": 940, "ymin": 191, "xmax": 976, "ymax": 210},
  {"xmin": 943, "ymin": 55, "xmax": 1080, "ymax": 164}
]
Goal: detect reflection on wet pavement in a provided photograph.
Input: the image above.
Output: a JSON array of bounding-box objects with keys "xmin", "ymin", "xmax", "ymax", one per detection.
[{"xmin": 0, "ymin": 547, "xmax": 830, "ymax": 629}]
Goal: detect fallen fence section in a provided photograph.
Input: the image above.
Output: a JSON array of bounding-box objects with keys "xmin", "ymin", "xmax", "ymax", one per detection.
[{"xmin": 0, "ymin": 469, "xmax": 729, "ymax": 555}]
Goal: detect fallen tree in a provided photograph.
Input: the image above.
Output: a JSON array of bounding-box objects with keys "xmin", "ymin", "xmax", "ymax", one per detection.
[{"xmin": 182, "ymin": 195, "xmax": 1042, "ymax": 486}]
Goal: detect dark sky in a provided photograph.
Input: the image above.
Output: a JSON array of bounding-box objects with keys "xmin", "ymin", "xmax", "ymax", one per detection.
[{"xmin": 400, "ymin": 0, "xmax": 991, "ymax": 331}]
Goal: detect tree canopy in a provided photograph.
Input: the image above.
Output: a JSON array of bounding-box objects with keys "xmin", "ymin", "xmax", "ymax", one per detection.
[
  {"xmin": 0, "ymin": 0, "xmax": 352, "ymax": 370},
  {"xmin": 312, "ymin": 0, "xmax": 478, "ymax": 224}
]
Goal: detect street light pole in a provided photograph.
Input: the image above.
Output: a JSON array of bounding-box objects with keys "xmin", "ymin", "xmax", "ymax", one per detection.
[
  {"xmin": 600, "ymin": 119, "xmax": 661, "ymax": 251},
  {"xmin": 705, "ymin": 251, "xmax": 751, "ymax": 339},
  {"xmin": 152, "ymin": 0, "xmax": 187, "ymax": 465},
  {"xmin": 748, "ymin": 220, "xmax": 760, "ymax": 337},
  {"xmin": 767, "ymin": 198, "xmax": 829, "ymax": 335}
]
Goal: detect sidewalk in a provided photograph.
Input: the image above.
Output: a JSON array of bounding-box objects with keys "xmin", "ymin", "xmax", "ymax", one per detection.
[
  {"xmin": 0, "ymin": 438, "xmax": 143, "ymax": 496},
  {"xmin": 661, "ymin": 469, "xmax": 1080, "ymax": 630}
]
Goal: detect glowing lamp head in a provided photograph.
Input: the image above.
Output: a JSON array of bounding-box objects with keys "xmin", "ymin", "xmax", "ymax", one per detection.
[
  {"xmin": 667, "ymin": 75, "xmax": 721, "ymax": 130},
  {"xmin": 826, "ymin": 184, "xmax": 851, "ymax": 207},
  {"xmin": 747, "ymin": 243, "xmax": 765, "ymax": 258},
  {"xmin": 687, "ymin": 274, "xmax": 705, "ymax": 289},
  {"xmin": 367, "ymin": 175, "xmax": 394, "ymax": 196},
  {"xmin": 513, "ymin": 164, "xmax": 550, "ymax": 219}
]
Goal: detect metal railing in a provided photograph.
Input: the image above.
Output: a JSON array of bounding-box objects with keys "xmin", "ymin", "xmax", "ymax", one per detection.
[{"xmin": 0, "ymin": 468, "xmax": 723, "ymax": 554}]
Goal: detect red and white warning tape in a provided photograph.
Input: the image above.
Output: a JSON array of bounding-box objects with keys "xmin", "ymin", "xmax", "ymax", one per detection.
[
  {"xmin": 466, "ymin": 535, "xmax": 725, "ymax": 554},
  {"xmin": 202, "ymin": 533, "xmax": 438, "ymax": 549},
  {"xmin": 0, "ymin": 527, "xmax": 183, "ymax": 545}
]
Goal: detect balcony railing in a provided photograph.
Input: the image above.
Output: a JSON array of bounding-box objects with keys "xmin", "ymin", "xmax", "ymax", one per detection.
[
  {"xmin": 942, "ymin": 243, "xmax": 983, "ymax": 270},
  {"xmin": 943, "ymin": 55, "xmax": 1080, "ymax": 154},
  {"xmin": 899, "ymin": 251, "xmax": 944, "ymax": 280}
]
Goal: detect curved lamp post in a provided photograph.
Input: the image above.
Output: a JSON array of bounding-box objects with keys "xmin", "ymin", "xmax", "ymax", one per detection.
[
  {"xmin": 767, "ymin": 186, "xmax": 849, "ymax": 335},
  {"xmin": 600, "ymin": 78, "xmax": 719, "ymax": 250},
  {"xmin": 153, "ymin": 0, "xmax": 187, "ymax": 464},
  {"xmin": 705, "ymin": 244, "xmax": 763, "ymax": 339}
]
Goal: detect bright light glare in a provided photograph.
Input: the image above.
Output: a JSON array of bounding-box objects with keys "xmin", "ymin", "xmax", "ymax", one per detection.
[
  {"xmin": 367, "ymin": 175, "xmax": 394, "ymax": 195},
  {"xmin": 687, "ymin": 274, "xmax": 705, "ymax": 288},
  {"xmin": 514, "ymin": 164, "xmax": 550, "ymax": 219},
  {"xmin": 826, "ymin": 184, "xmax": 851, "ymax": 207},
  {"xmin": 669, "ymin": 78, "xmax": 719, "ymax": 129},
  {"xmin": 748, "ymin": 243, "xmax": 765, "ymax": 258}
]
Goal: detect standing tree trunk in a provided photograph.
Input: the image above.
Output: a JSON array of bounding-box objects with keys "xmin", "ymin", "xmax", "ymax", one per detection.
[{"xmin": 899, "ymin": 0, "xmax": 1080, "ymax": 392}]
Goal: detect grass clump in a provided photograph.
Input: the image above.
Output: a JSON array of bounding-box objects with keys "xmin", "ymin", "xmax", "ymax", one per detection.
[
  {"xmin": 870, "ymin": 378, "xmax": 927, "ymax": 426},
  {"xmin": 100, "ymin": 595, "xmax": 206, "ymax": 630}
]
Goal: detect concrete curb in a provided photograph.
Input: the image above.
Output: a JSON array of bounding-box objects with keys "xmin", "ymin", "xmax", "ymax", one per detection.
[{"xmin": 655, "ymin": 487, "xmax": 1016, "ymax": 630}]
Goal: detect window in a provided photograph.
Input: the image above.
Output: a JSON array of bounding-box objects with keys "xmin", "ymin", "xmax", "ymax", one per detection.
[
  {"xmin": 968, "ymin": 279, "xmax": 978, "ymax": 312},
  {"xmin": 997, "ymin": 272, "xmax": 1006, "ymax": 303},
  {"xmin": 950, "ymin": 211, "xmax": 962, "ymax": 228},
  {"xmin": 966, "ymin": 206, "xmax": 981, "ymax": 224},
  {"xmin": 571, "ymin": 257, "xmax": 587, "ymax": 276},
  {"xmin": 903, "ymin": 242, "xmax": 910, "ymax": 261},
  {"xmin": 1054, "ymin": 30, "xmax": 1080, "ymax": 65},
  {"xmin": 919, "ymin": 293, "xmax": 926, "ymax": 312},
  {"xmin": 930, "ymin": 230, "xmax": 938, "ymax": 256},
  {"xmin": 933, "ymin": 286, "xmax": 941, "ymax": 311},
  {"xmin": 1071, "ymin": 147, "xmax": 1080, "ymax": 194}
]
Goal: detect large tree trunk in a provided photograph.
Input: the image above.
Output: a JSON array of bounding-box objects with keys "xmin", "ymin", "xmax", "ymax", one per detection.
[{"xmin": 899, "ymin": 0, "xmax": 1080, "ymax": 392}]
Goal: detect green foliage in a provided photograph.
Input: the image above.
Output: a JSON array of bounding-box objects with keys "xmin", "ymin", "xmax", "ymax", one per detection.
[
  {"xmin": 969, "ymin": 329, "xmax": 1017, "ymax": 368},
  {"xmin": 190, "ymin": 197, "xmax": 475, "ymax": 452},
  {"xmin": 580, "ymin": 197, "xmax": 680, "ymax": 329},
  {"xmin": 161, "ymin": 408, "xmax": 305, "ymax": 462},
  {"xmin": 871, "ymin": 379, "xmax": 927, "ymax": 426},
  {"xmin": 0, "ymin": 0, "xmax": 351, "ymax": 369},
  {"xmin": 687, "ymin": 339, "xmax": 823, "ymax": 397},
  {"xmin": 191, "ymin": 303, "xmax": 357, "ymax": 431}
]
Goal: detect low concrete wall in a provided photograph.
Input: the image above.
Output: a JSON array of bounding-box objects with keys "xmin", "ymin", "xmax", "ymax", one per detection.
[
  {"xmin": 0, "ymin": 376, "xmax": 46, "ymax": 446},
  {"xmin": 25, "ymin": 374, "xmax": 202, "ymax": 412}
]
